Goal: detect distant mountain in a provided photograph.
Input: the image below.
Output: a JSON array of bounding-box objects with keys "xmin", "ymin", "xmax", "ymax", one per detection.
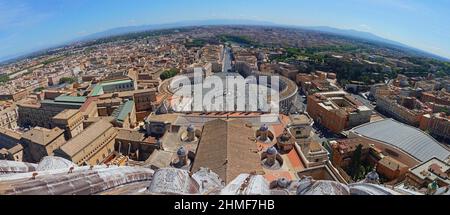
[
  {"xmin": 295, "ymin": 26, "xmax": 449, "ymax": 61},
  {"xmin": 301, "ymin": 26, "xmax": 406, "ymax": 46},
  {"xmin": 74, "ymin": 19, "xmax": 276, "ymax": 42},
  {"xmin": 0, "ymin": 52, "xmax": 30, "ymax": 65},
  {"xmin": 3, "ymin": 19, "xmax": 448, "ymax": 64},
  {"xmin": 74, "ymin": 19, "xmax": 448, "ymax": 61}
]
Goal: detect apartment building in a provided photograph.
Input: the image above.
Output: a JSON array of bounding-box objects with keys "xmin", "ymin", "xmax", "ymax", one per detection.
[
  {"xmin": 54, "ymin": 119, "xmax": 117, "ymax": 166},
  {"xmin": 307, "ymin": 91, "xmax": 372, "ymax": 133}
]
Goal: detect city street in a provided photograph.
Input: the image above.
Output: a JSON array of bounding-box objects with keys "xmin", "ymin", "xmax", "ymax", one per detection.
[
  {"xmin": 352, "ymin": 93, "xmax": 375, "ymax": 110},
  {"xmin": 289, "ymin": 90, "xmax": 307, "ymax": 114},
  {"xmin": 222, "ymin": 47, "xmax": 232, "ymax": 73}
]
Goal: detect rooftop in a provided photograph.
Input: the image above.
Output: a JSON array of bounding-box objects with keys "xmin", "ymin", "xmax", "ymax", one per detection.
[
  {"xmin": 146, "ymin": 113, "xmax": 181, "ymax": 124},
  {"xmin": 378, "ymin": 156, "xmax": 407, "ymax": 171},
  {"xmin": 59, "ymin": 120, "xmax": 114, "ymax": 156},
  {"xmin": 0, "ymin": 127, "xmax": 22, "ymax": 141},
  {"xmin": 54, "ymin": 95, "xmax": 87, "ymax": 104},
  {"xmin": 113, "ymin": 100, "xmax": 135, "ymax": 122},
  {"xmin": 289, "ymin": 114, "xmax": 313, "ymax": 125},
  {"xmin": 351, "ymin": 119, "xmax": 450, "ymax": 162},
  {"xmin": 116, "ymin": 129, "xmax": 145, "ymax": 142},
  {"xmin": 22, "ymin": 127, "xmax": 64, "ymax": 146},
  {"xmin": 41, "ymin": 100, "xmax": 84, "ymax": 108},
  {"xmin": 90, "ymin": 84, "xmax": 104, "ymax": 97},
  {"xmin": 79, "ymin": 97, "xmax": 98, "ymax": 112},
  {"xmin": 99, "ymin": 88, "xmax": 156, "ymax": 100},
  {"xmin": 409, "ymin": 157, "xmax": 450, "ymax": 184},
  {"xmin": 84, "ymin": 116, "xmax": 115, "ymax": 124},
  {"xmin": 100, "ymin": 79, "xmax": 133, "ymax": 87},
  {"xmin": 190, "ymin": 119, "xmax": 263, "ymax": 183},
  {"xmin": 144, "ymin": 150, "xmax": 173, "ymax": 170},
  {"xmin": 333, "ymin": 137, "xmax": 374, "ymax": 154},
  {"xmin": 53, "ymin": 109, "xmax": 80, "ymax": 120}
]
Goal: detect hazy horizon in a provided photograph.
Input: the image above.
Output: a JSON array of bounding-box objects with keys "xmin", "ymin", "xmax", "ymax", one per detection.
[{"xmin": 1, "ymin": 0, "xmax": 450, "ymax": 61}]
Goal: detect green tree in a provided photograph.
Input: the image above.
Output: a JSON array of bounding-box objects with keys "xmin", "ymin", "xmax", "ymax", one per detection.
[
  {"xmin": 185, "ymin": 39, "xmax": 206, "ymax": 48},
  {"xmin": 34, "ymin": 87, "xmax": 45, "ymax": 92},
  {"xmin": 0, "ymin": 74, "xmax": 10, "ymax": 84},
  {"xmin": 435, "ymin": 71, "xmax": 447, "ymax": 78},
  {"xmin": 59, "ymin": 77, "xmax": 77, "ymax": 84},
  {"xmin": 440, "ymin": 107, "xmax": 450, "ymax": 115},
  {"xmin": 348, "ymin": 144, "xmax": 363, "ymax": 181},
  {"xmin": 160, "ymin": 68, "xmax": 178, "ymax": 80}
]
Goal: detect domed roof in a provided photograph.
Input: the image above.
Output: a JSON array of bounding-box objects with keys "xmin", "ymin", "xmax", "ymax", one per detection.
[
  {"xmin": 266, "ymin": 146, "xmax": 278, "ymax": 155},
  {"xmin": 297, "ymin": 179, "xmax": 350, "ymax": 195},
  {"xmin": 148, "ymin": 168, "xmax": 199, "ymax": 195},
  {"xmin": 220, "ymin": 174, "xmax": 271, "ymax": 195},
  {"xmin": 36, "ymin": 156, "xmax": 76, "ymax": 171},
  {"xmin": 349, "ymin": 183, "xmax": 401, "ymax": 195},
  {"xmin": 187, "ymin": 124, "xmax": 195, "ymax": 132},
  {"xmin": 259, "ymin": 124, "xmax": 269, "ymax": 132},
  {"xmin": 177, "ymin": 147, "xmax": 187, "ymax": 156},
  {"xmin": 279, "ymin": 129, "xmax": 291, "ymax": 142},
  {"xmin": 366, "ymin": 169, "xmax": 380, "ymax": 183},
  {"xmin": 277, "ymin": 177, "xmax": 290, "ymax": 188}
]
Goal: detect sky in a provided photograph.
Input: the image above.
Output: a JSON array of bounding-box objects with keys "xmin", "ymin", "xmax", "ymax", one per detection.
[{"xmin": 1, "ymin": 0, "xmax": 450, "ymax": 61}]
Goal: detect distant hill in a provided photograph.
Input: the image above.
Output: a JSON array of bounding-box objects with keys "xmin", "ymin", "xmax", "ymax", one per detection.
[
  {"xmin": 302, "ymin": 26, "xmax": 406, "ymax": 46},
  {"xmin": 3, "ymin": 19, "xmax": 448, "ymax": 64},
  {"xmin": 295, "ymin": 26, "xmax": 449, "ymax": 61},
  {"xmin": 74, "ymin": 19, "xmax": 448, "ymax": 61},
  {"xmin": 74, "ymin": 19, "xmax": 276, "ymax": 42}
]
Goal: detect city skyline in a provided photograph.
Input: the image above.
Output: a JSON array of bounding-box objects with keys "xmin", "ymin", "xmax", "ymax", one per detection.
[
  {"xmin": 1, "ymin": 0, "xmax": 450, "ymax": 62},
  {"xmin": 0, "ymin": 21, "xmax": 449, "ymax": 196}
]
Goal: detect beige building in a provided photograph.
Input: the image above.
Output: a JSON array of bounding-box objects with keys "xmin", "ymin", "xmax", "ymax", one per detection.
[
  {"xmin": 288, "ymin": 114, "xmax": 313, "ymax": 140},
  {"xmin": 405, "ymin": 157, "xmax": 450, "ymax": 190},
  {"xmin": 54, "ymin": 119, "xmax": 117, "ymax": 166},
  {"xmin": 21, "ymin": 127, "xmax": 66, "ymax": 163},
  {"xmin": 133, "ymin": 89, "xmax": 157, "ymax": 112},
  {"xmin": 420, "ymin": 113, "xmax": 450, "ymax": 142},
  {"xmin": 96, "ymin": 89, "xmax": 156, "ymax": 121},
  {"xmin": 0, "ymin": 89, "xmax": 29, "ymax": 102},
  {"xmin": 96, "ymin": 98, "xmax": 122, "ymax": 116},
  {"xmin": 0, "ymin": 144, "xmax": 24, "ymax": 161},
  {"xmin": 115, "ymin": 128, "xmax": 159, "ymax": 161},
  {"xmin": 112, "ymin": 100, "xmax": 136, "ymax": 129},
  {"xmin": 376, "ymin": 95, "xmax": 431, "ymax": 126},
  {"xmin": 307, "ymin": 91, "xmax": 372, "ymax": 133},
  {"xmin": 17, "ymin": 96, "xmax": 86, "ymax": 128},
  {"xmin": 0, "ymin": 127, "xmax": 21, "ymax": 149},
  {"xmin": 17, "ymin": 102, "xmax": 55, "ymax": 128},
  {"xmin": 52, "ymin": 109, "xmax": 84, "ymax": 140},
  {"xmin": 0, "ymin": 104, "xmax": 19, "ymax": 130},
  {"xmin": 79, "ymin": 97, "xmax": 98, "ymax": 119},
  {"xmin": 0, "ymin": 127, "xmax": 23, "ymax": 161}
]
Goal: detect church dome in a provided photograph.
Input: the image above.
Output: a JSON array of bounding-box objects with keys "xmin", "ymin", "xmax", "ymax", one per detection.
[
  {"xmin": 259, "ymin": 124, "xmax": 269, "ymax": 132},
  {"xmin": 279, "ymin": 129, "xmax": 291, "ymax": 142},
  {"xmin": 36, "ymin": 156, "xmax": 76, "ymax": 171},
  {"xmin": 187, "ymin": 124, "xmax": 195, "ymax": 132},
  {"xmin": 177, "ymin": 147, "xmax": 187, "ymax": 156},
  {"xmin": 366, "ymin": 169, "xmax": 380, "ymax": 183},
  {"xmin": 266, "ymin": 146, "xmax": 278, "ymax": 155},
  {"xmin": 277, "ymin": 177, "xmax": 290, "ymax": 188}
]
